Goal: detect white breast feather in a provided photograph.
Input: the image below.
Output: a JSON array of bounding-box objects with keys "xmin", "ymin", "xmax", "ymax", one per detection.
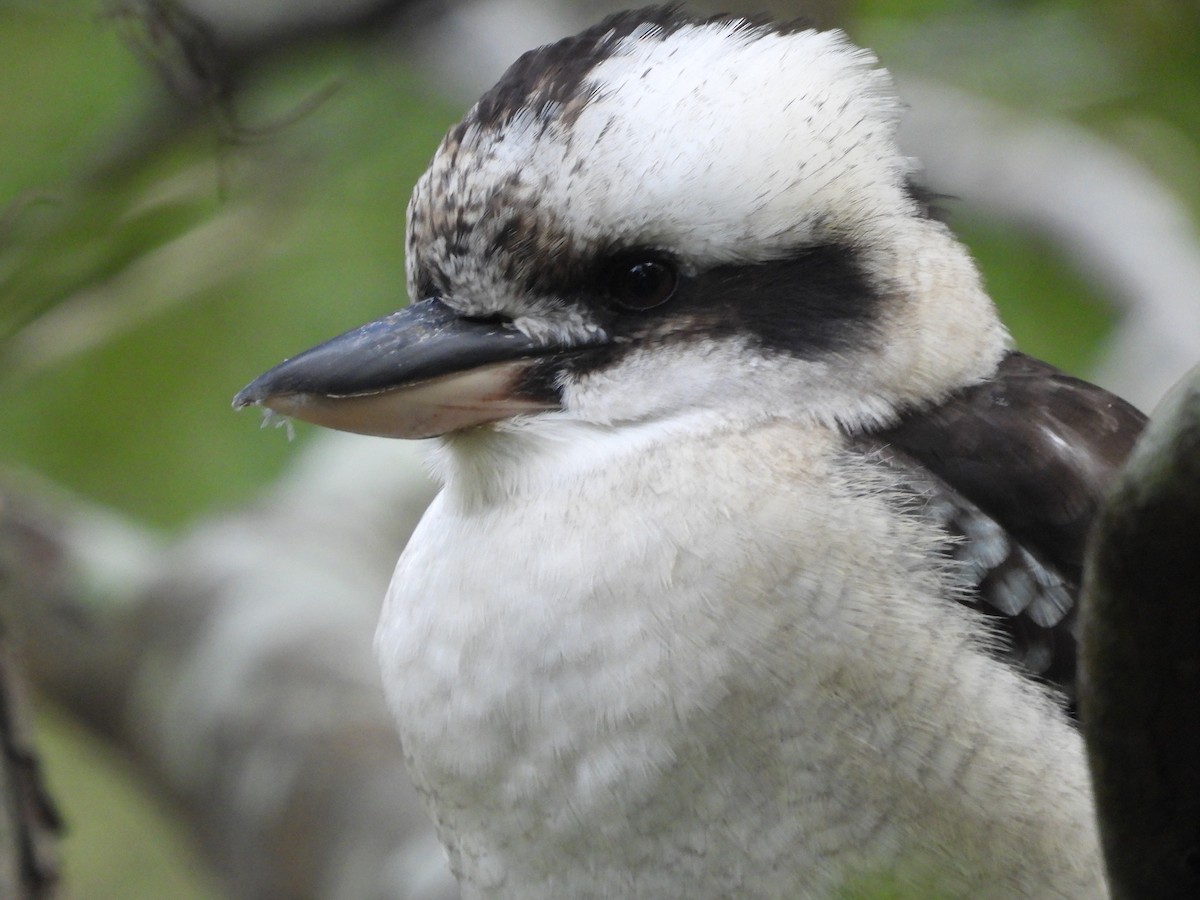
[{"xmin": 376, "ymin": 416, "xmax": 1105, "ymax": 899}]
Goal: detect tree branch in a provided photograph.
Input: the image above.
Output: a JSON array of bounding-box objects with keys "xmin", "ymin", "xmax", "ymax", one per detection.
[{"xmin": 1080, "ymin": 363, "xmax": 1200, "ymax": 898}]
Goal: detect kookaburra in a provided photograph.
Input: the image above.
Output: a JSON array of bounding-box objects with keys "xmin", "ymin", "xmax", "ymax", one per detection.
[{"xmin": 236, "ymin": 7, "xmax": 1146, "ymax": 898}]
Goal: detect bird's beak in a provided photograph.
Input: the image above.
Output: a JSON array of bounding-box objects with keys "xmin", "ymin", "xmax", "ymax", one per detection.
[{"xmin": 233, "ymin": 298, "xmax": 593, "ymax": 439}]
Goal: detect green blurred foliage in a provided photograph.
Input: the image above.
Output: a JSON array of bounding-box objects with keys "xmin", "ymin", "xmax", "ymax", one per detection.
[
  {"xmin": 36, "ymin": 705, "xmax": 221, "ymax": 900},
  {"xmin": 0, "ymin": 2, "xmax": 144, "ymax": 198},
  {"xmin": 853, "ymin": 0, "xmax": 1200, "ymax": 370},
  {"xmin": 1, "ymin": 0, "xmax": 1198, "ymax": 897},
  {"xmin": 1, "ymin": 3, "xmax": 457, "ymax": 529},
  {"xmin": 1, "ymin": 2, "xmax": 455, "ymax": 896}
]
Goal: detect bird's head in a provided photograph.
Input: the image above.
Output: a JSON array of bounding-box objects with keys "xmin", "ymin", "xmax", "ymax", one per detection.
[{"xmin": 235, "ymin": 7, "xmax": 1009, "ymax": 440}]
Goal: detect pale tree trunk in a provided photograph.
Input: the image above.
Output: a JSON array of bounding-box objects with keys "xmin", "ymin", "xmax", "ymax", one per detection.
[{"xmin": 0, "ymin": 435, "xmax": 454, "ymax": 900}]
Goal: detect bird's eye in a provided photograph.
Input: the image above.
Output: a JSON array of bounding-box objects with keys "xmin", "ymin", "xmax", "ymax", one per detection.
[{"xmin": 605, "ymin": 255, "xmax": 679, "ymax": 311}]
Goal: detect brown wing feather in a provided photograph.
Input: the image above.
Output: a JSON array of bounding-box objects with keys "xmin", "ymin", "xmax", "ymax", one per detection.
[
  {"xmin": 880, "ymin": 352, "xmax": 1146, "ymax": 583},
  {"xmin": 865, "ymin": 351, "xmax": 1147, "ymax": 704}
]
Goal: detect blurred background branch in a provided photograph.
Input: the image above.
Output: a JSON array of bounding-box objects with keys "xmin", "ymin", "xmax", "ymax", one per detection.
[{"xmin": 1, "ymin": 0, "xmax": 1199, "ymax": 897}]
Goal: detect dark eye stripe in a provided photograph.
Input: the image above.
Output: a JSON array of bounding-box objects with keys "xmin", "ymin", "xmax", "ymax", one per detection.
[{"xmin": 597, "ymin": 243, "xmax": 881, "ymax": 357}]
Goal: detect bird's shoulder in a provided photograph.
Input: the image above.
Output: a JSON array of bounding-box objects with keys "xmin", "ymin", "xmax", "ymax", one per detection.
[{"xmin": 853, "ymin": 351, "xmax": 1147, "ymax": 703}]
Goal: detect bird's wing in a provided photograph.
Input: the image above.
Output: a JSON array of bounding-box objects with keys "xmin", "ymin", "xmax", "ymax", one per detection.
[{"xmin": 855, "ymin": 351, "xmax": 1147, "ymax": 704}]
